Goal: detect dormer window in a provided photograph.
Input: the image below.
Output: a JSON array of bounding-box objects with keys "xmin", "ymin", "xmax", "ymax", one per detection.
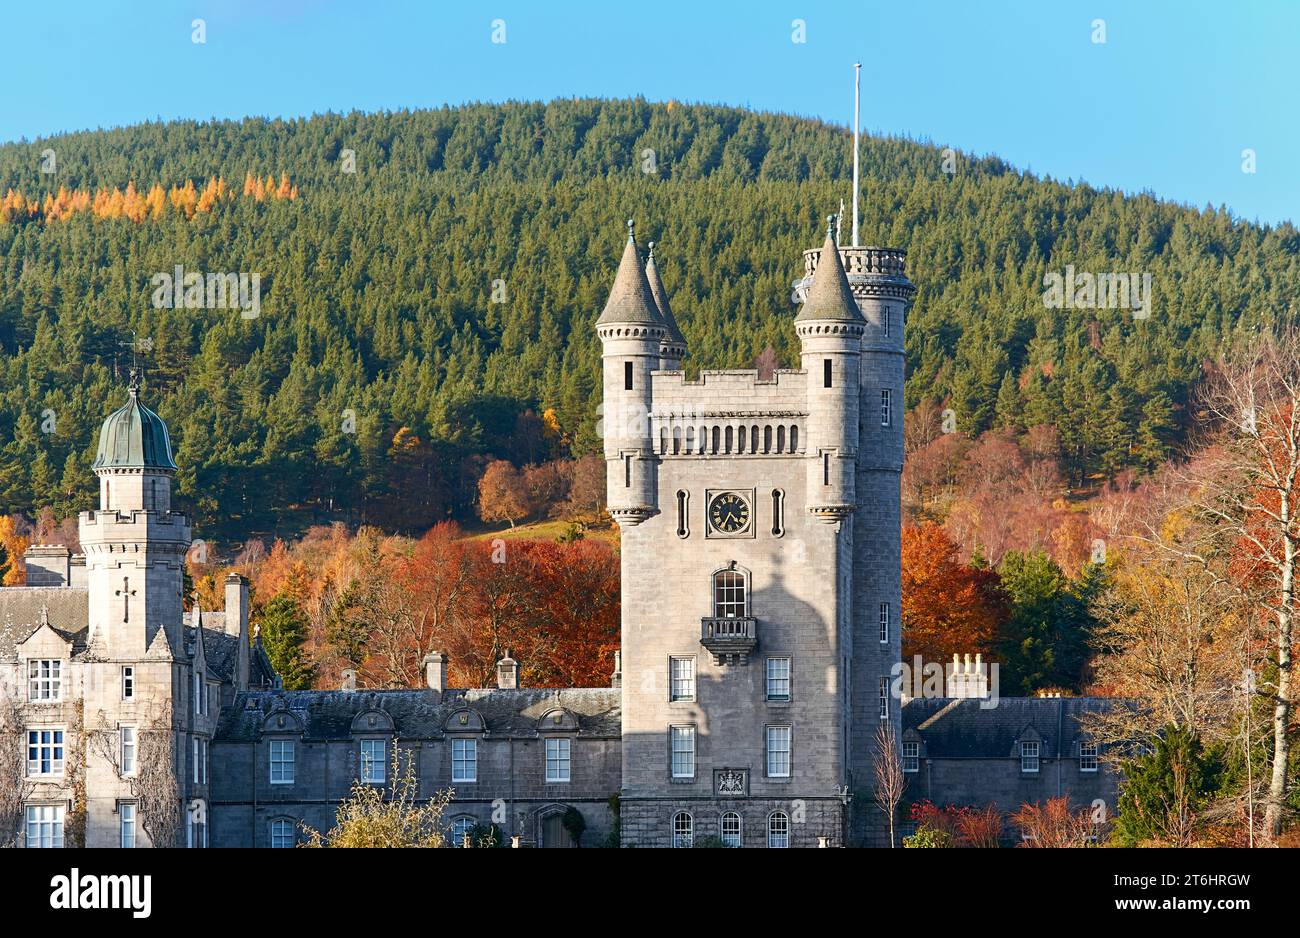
[
  {"xmin": 28, "ymin": 660, "xmax": 62, "ymax": 702},
  {"xmin": 1021, "ymin": 741, "xmax": 1040, "ymax": 774}
]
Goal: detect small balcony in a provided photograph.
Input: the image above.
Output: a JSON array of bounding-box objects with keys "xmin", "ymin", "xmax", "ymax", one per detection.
[{"xmin": 700, "ymin": 616, "xmax": 757, "ymax": 665}]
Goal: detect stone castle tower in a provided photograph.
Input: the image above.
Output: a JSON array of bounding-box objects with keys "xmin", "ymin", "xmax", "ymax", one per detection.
[
  {"xmin": 600, "ymin": 218, "xmax": 913, "ymax": 847},
  {"xmin": 77, "ymin": 374, "xmax": 196, "ymax": 846}
]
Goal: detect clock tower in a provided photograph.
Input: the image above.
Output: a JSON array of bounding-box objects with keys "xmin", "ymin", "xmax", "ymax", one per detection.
[{"xmin": 601, "ymin": 218, "xmax": 913, "ymax": 847}]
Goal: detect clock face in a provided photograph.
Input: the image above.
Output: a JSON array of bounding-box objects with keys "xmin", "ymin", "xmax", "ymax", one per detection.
[{"xmin": 709, "ymin": 492, "xmax": 751, "ymax": 534}]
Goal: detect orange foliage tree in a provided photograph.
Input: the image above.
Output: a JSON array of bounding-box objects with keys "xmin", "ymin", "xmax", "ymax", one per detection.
[{"xmin": 901, "ymin": 522, "xmax": 1006, "ymax": 662}]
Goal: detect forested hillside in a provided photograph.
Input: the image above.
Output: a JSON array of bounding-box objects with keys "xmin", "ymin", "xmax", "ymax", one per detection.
[{"xmin": 2, "ymin": 99, "xmax": 1298, "ymax": 540}]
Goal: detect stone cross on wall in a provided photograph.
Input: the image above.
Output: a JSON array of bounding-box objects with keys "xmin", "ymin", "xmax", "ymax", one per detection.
[{"xmin": 116, "ymin": 576, "xmax": 137, "ymax": 623}]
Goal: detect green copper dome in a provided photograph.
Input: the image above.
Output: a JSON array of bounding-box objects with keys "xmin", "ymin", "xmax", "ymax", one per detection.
[{"xmin": 93, "ymin": 382, "xmax": 178, "ymax": 471}]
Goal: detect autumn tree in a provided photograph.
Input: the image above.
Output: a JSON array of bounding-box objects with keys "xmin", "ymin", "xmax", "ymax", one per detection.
[
  {"xmin": 1158, "ymin": 328, "xmax": 1300, "ymax": 841},
  {"xmin": 901, "ymin": 522, "xmax": 1006, "ymax": 662},
  {"xmin": 478, "ymin": 459, "xmax": 532, "ymax": 528},
  {"xmin": 1010, "ymin": 797, "xmax": 1097, "ymax": 847},
  {"xmin": 1113, "ymin": 724, "xmax": 1218, "ymax": 847},
  {"xmin": 303, "ymin": 747, "xmax": 452, "ymax": 848}
]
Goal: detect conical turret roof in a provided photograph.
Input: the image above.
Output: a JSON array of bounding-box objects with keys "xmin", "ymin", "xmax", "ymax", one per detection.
[
  {"xmin": 645, "ymin": 242, "xmax": 685, "ymax": 344},
  {"xmin": 597, "ymin": 222, "xmax": 664, "ymax": 327},
  {"xmin": 795, "ymin": 223, "xmax": 864, "ymax": 323}
]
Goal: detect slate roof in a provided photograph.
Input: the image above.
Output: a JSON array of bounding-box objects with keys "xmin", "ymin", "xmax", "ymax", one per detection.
[
  {"xmin": 901, "ymin": 697, "xmax": 1120, "ymax": 757},
  {"xmin": 215, "ymin": 686, "xmax": 622, "ymax": 742},
  {"xmin": 596, "ymin": 228, "xmax": 664, "ymax": 327},
  {"xmin": 0, "ymin": 587, "xmax": 90, "ymax": 657},
  {"xmin": 794, "ymin": 229, "xmax": 864, "ymax": 324},
  {"xmin": 645, "ymin": 248, "xmax": 685, "ymax": 345}
]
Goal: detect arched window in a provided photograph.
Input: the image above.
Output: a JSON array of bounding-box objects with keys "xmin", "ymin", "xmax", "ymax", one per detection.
[
  {"xmin": 711, "ymin": 426, "xmax": 720, "ymax": 454},
  {"xmin": 713, "ymin": 569, "xmax": 747, "ymax": 618},
  {"xmin": 270, "ymin": 818, "xmax": 296, "ymax": 849},
  {"xmin": 686, "ymin": 426, "xmax": 696, "ymax": 453},
  {"xmin": 789, "ymin": 425, "xmax": 799, "ymax": 452},
  {"xmin": 776, "ymin": 425, "xmax": 786, "ymax": 453},
  {"xmin": 725, "ymin": 425, "xmax": 734, "ymax": 454},
  {"xmin": 660, "ymin": 427, "xmax": 668, "ymax": 453},
  {"xmin": 672, "ymin": 811, "xmax": 694, "ymax": 848},
  {"xmin": 672, "ymin": 425, "xmax": 682, "ymax": 454},
  {"xmin": 771, "ymin": 489, "xmax": 785, "ymax": 537},
  {"xmin": 764, "ymin": 425, "xmax": 773, "ymax": 453},
  {"xmin": 768, "ymin": 811, "xmax": 790, "ymax": 848},
  {"xmin": 736, "ymin": 425, "xmax": 745, "ymax": 453},
  {"xmin": 451, "ymin": 816, "xmax": 476, "ymax": 847},
  {"xmin": 750, "ymin": 425, "xmax": 759, "ymax": 454},
  {"xmin": 676, "ymin": 490, "xmax": 689, "ymax": 539},
  {"xmin": 720, "ymin": 812, "xmax": 742, "ymax": 848}
]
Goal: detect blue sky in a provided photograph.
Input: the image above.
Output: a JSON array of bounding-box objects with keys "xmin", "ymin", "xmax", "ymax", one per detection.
[{"xmin": 5, "ymin": 0, "xmax": 1297, "ymax": 225}]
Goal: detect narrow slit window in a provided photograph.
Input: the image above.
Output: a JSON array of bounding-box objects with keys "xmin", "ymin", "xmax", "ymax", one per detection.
[
  {"xmin": 824, "ymin": 358, "xmax": 833, "ymax": 388},
  {"xmin": 676, "ymin": 490, "xmax": 689, "ymax": 538},
  {"xmin": 789, "ymin": 425, "xmax": 799, "ymax": 452},
  {"xmin": 776, "ymin": 425, "xmax": 786, "ymax": 453},
  {"xmin": 879, "ymin": 603, "xmax": 890, "ymax": 643},
  {"xmin": 823, "ymin": 452, "xmax": 830, "ymax": 486},
  {"xmin": 771, "ymin": 489, "xmax": 785, "ymax": 536},
  {"xmin": 624, "ymin": 454, "xmax": 632, "ymax": 488},
  {"xmin": 624, "ymin": 362, "xmax": 633, "ymax": 390},
  {"xmin": 881, "ymin": 389, "xmax": 892, "ymax": 427},
  {"xmin": 750, "ymin": 425, "xmax": 759, "ymax": 454},
  {"xmin": 883, "ymin": 306, "xmax": 891, "ymax": 337},
  {"xmin": 764, "ymin": 425, "xmax": 773, "ymax": 453}
]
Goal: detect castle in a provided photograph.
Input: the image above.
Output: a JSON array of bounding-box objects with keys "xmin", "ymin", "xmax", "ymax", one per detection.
[{"xmin": 0, "ymin": 223, "xmax": 1118, "ymax": 848}]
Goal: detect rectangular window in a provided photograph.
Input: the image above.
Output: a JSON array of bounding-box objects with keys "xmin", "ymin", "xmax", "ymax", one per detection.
[
  {"xmin": 766, "ymin": 657, "xmax": 791, "ymax": 701},
  {"xmin": 120, "ymin": 804, "xmax": 136, "ymax": 848},
  {"xmin": 451, "ymin": 738, "xmax": 477, "ymax": 783},
  {"xmin": 271, "ymin": 819, "xmax": 295, "ymax": 848},
  {"xmin": 1021, "ymin": 741, "xmax": 1040, "ymax": 774},
  {"xmin": 1080, "ymin": 743, "xmax": 1099, "ymax": 773},
  {"xmin": 766, "ymin": 725, "xmax": 792, "ymax": 778},
  {"xmin": 545, "ymin": 737, "xmax": 571, "ymax": 783},
  {"xmin": 194, "ymin": 673, "xmax": 204, "ymax": 715},
  {"xmin": 26, "ymin": 729, "xmax": 64, "ymax": 777},
  {"xmin": 669, "ymin": 657, "xmax": 695, "ymax": 702},
  {"xmin": 25, "ymin": 805, "xmax": 64, "ymax": 848},
  {"xmin": 202, "ymin": 739, "xmax": 208, "ymax": 784},
  {"xmin": 624, "ymin": 361, "xmax": 633, "ymax": 390},
  {"xmin": 670, "ymin": 725, "xmax": 695, "ymax": 779},
  {"xmin": 879, "ymin": 676, "xmax": 889, "ymax": 719},
  {"xmin": 269, "ymin": 739, "xmax": 294, "ymax": 785},
  {"xmin": 823, "ymin": 358, "xmax": 833, "ymax": 388},
  {"xmin": 902, "ymin": 741, "xmax": 919, "ymax": 773},
  {"xmin": 192, "ymin": 738, "xmax": 208, "ymax": 785},
  {"xmin": 121, "ymin": 666, "xmax": 134, "ymax": 700},
  {"xmin": 879, "ymin": 603, "xmax": 890, "ymax": 643},
  {"xmin": 881, "ymin": 388, "xmax": 892, "ymax": 427},
  {"xmin": 27, "ymin": 660, "xmax": 62, "ymax": 702},
  {"xmin": 883, "ymin": 307, "xmax": 891, "ymax": 338},
  {"xmin": 120, "ymin": 726, "xmax": 136, "ymax": 777},
  {"xmin": 361, "ymin": 739, "xmax": 386, "ymax": 783},
  {"xmin": 193, "ymin": 738, "xmax": 200, "ymax": 784}
]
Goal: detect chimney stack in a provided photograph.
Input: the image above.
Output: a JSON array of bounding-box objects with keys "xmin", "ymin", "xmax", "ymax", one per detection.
[
  {"xmin": 496, "ymin": 650, "xmax": 518, "ymax": 690},
  {"xmin": 23, "ymin": 545, "xmax": 70, "ymax": 587},
  {"xmin": 611, "ymin": 650, "xmax": 622, "ymax": 688},
  {"xmin": 424, "ymin": 651, "xmax": 448, "ymax": 693},
  {"xmin": 225, "ymin": 574, "xmax": 250, "ymax": 690},
  {"xmin": 341, "ymin": 669, "xmax": 357, "ymax": 692},
  {"xmin": 945, "ymin": 652, "xmax": 990, "ymax": 699}
]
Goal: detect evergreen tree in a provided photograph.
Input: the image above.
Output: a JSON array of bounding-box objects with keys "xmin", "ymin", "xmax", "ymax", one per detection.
[
  {"xmin": 1113, "ymin": 724, "xmax": 1218, "ymax": 847},
  {"xmin": 259, "ymin": 593, "xmax": 315, "ymax": 690}
]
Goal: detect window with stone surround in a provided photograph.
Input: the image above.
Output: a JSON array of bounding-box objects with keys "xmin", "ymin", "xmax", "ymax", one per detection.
[
  {"xmin": 713, "ymin": 569, "xmax": 747, "ymax": 618},
  {"xmin": 270, "ymin": 818, "xmax": 296, "ymax": 848},
  {"xmin": 120, "ymin": 726, "xmax": 136, "ymax": 776},
  {"xmin": 720, "ymin": 811, "xmax": 742, "ymax": 848},
  {"xmin": 120, "ymin": 803, "xmax": 137, "ymax": 848},
  {"xmin": 768, "ymin": 811, "xmax": 790, "ymax": 848},
  {"xmin": 902, "ymin": 741, "xmax": 919, "ymax": 773},
  {"xmin": 879, "ymin": 603, "xmax": 890, "ymax": 643},
  {"xmin": 26, "ymin": 729, "xmax": 64, "ymax": 777},
  {"xmin": 545, "ymin": 737, "xmax": 571, "ymax": 783},
  {"xmin": 121, "ymin": 666, "xmax": 134, "ymax": 700},
  {"xmin": 766, "ymin": 725, "xmax": 791, "ymax": 778},
  {"xmin": 25, "ymin": 805, "xmax": 64, "ymax": 848},
  {"xmin": 360, "ymin": 739, "xmax": 386, "ymax": 783},
  {"xmin": 1080, "ymin": 742, "xmax": 1098, "ymax": 773},
  {"xmin": 672, "ymin": 811, "xmax": 693, "ymax": 848},
  {"xmin": 1021, "ymin": 741, "xmax": 1040, "ymax": 774},
  {"xmin": 766, "ymin": 657, "xmax": 791, "ymax": 701},
  {"xmin": 670, "ymin": 725, "xmax": 695, "ymax": 779},
  {"xmin": 269, "ymin": 739, "xmax": 294, "ymax": 785},
  {"xmin": 27, "ymin": 660, "xmax": 62, "ymax": 702},
  {"xmin": 452, "ymin": 738, "xmax": 477, "ymax": 783}
]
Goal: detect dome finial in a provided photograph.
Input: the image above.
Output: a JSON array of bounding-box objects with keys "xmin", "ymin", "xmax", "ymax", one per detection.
[
  {"xmin": 826, "ymin": 214, "xmax": 836, "ymax": 241},
  {"xmin": 647, "ymin": 240, "xmax": 655, "ymax": 260},
  {"xmin": 128, "ymin": 367, "xmax": 141, "ymax": 398},
  {"xmin": 626, "ymin": 218, "xmax": 635, "ymax": 243}
]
